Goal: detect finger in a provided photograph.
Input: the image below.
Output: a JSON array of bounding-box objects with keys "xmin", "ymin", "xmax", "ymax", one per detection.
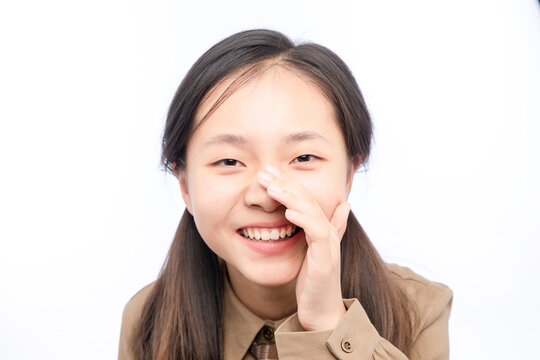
[
  {"xmin": 257, "ymin": 168, "xmax": 314, "ymax": 215},
  {"xmin": 258, "ymin": 169, "xmax": 335, "ymax": 250},
  {"xmin": 260, "ymin": 168, "xmax": 344, "ymax": 271},
  {"xmin": 284, "ymin": 208, "xmax": 331, "ymax": 256},
  {"xmin": 257, "ymin": 170, "xmax": 273, "ymax": 188},
  {"xmin": 329, "ymin": 202, "xmax": 351, "ymax": 239},
  {"xmin": 258, "ymin": 168, "xmax": 324, "ymax": 225}
]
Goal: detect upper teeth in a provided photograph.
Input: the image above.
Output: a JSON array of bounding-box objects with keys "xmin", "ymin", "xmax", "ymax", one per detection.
[{"xmin": 241, "ymin": 225, "xmax": 296, "ymax": 240}]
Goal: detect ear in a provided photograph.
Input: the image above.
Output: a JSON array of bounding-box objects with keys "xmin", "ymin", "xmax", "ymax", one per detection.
[
  {"xmin": 346, "ymin": 156, "xmax": 362, "ymax": 195},
  {"xmin": 173, "ymin": 161, "xmax": 193, "ymax": 215}
]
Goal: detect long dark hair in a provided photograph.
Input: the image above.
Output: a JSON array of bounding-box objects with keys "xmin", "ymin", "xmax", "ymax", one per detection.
[{"xmin": 133, "ymin": 29, "xmax": 416, "ymax": 359}]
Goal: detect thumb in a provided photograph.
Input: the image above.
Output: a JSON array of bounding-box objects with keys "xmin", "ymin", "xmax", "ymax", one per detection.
[{"xmin": 329, "ymin": 202, "xmax": 351, "ymax": 239}]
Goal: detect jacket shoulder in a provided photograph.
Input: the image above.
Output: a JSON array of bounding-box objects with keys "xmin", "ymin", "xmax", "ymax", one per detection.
[
  {"xmin": 118, "ymin": 282, "xmax": 156, "ymax": 359},
  {"xmin": 385, "ymin": 263, "xmax": 453, "ymax": 333},
  {"xmin": 122, "ymin": 281, "xmax": 156, "ymax": 321}
]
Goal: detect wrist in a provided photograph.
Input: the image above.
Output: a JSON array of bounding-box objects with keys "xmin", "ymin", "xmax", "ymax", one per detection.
[{"xmin": 302, "ymin": 302, "xmax": 347, "ymax": 331}]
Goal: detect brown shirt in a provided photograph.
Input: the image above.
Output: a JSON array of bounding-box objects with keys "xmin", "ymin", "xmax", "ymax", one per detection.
[{"xmin": 118, "ymin": 263, "xmax": 452, "ymax": 359}]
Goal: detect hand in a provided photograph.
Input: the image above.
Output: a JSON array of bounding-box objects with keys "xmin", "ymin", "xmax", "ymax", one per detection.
[{"xmin": 257, "ymin": 166, "xmax": 350, "ymax": 331}]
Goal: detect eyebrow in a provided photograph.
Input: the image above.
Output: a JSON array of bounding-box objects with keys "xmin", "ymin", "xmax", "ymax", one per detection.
[
  {"xmin": 203, "ymin": 134, "xmax": 249, "ymax": 147},
  {"xmin": 203, "ymin": 131, "xmax": 329, "ymax": 147},
  {"xmin": 284, "ymin": 131, "xmax": 329, "ymax": 144}
]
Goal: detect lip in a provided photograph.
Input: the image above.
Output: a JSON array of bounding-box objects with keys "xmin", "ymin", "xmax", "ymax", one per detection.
[{"xmin": 237, "ymin": 228, "xmax": 304, "ymax": 256}]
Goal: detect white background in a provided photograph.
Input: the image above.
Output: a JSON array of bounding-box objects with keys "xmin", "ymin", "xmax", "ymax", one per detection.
[{"xmin": 1, "ymin": 0, "xmax": 539, "ymax": 358}]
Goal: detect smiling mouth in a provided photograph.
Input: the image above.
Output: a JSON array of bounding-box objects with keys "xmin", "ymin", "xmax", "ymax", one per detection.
[{"xmin": 237, "ymin": 225, "xmax": 302, "ymax": 241}]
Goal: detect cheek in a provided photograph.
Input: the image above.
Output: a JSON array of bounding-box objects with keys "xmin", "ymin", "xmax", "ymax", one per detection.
[
  {"xmin": 188, "ymin": 174, "xmax": 243, "ymax": 226},
  {"xmin": 188, "ymin": 175, "xmax": 243, "ymax": 256}
]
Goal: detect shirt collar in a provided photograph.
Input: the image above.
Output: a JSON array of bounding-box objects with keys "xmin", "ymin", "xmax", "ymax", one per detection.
[{"xmin": 223, "ymin": 274, "xmax": 291, "ymax": 360}]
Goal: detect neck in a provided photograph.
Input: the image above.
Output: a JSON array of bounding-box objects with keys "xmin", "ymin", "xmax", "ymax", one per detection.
[{"xmin": 226, "ymin": 264, "xmax": 297, "ymax": 320}]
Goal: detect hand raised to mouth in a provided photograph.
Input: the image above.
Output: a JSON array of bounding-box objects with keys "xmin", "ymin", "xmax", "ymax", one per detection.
[{"xmin": 257, "ymin": 165, "xmax": 349, "ymax": 331}]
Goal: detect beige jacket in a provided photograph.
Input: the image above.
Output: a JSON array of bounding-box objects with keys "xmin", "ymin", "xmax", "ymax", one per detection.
[{"xmin": 118, "ymin": 263, "xmax": 452, "ymax": 359}]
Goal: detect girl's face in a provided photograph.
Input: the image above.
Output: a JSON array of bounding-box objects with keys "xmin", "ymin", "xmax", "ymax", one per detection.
[{"xmin": 177, "ymin": 66, "xmax": 355, "ymax": 288}]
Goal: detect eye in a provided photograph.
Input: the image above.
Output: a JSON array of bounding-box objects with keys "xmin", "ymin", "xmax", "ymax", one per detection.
[
  {"xmin": 215, "ymin": 159, "xmax": 242, "ymax": 167},
  {"xmin": 291, "ymin": 154, "xmax": 319, "ymax": 163}
]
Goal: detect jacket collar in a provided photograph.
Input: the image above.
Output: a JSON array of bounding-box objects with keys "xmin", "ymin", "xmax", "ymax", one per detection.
[{"xmin": 223, "ymin": 273, "xmax": 290, "ymax": 359}]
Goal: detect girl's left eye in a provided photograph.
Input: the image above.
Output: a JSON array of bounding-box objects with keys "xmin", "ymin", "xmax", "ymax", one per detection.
[
  {"xmin": 292, "ymin": 154, "xmax": 319, "ymax": 163},
  {"xmin": 215, "ymin": 159, "xmax": 242, "ymax": 167}
]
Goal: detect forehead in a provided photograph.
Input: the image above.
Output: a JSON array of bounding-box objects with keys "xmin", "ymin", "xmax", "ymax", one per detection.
[{"xmin": 192, "ymin": 66, "xmax": 339, "ymax": 138}]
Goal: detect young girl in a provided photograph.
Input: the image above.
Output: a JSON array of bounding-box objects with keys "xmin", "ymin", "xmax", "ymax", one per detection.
[{"xmin": 118, "ymin": 29, "xmax": 452, "ymax": 360}]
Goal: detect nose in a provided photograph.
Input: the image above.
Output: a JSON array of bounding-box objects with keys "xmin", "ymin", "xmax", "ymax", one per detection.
[{"xmin": 243, "ymin": 176, "xmax": 284, "ymax": 213}]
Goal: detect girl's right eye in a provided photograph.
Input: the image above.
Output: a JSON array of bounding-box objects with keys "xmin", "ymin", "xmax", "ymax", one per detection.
[{"xmin": 215, "ymin": 159, "xmax": 242, "ymax": 167}]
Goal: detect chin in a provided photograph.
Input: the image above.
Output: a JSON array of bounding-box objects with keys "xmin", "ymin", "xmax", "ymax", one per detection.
[{"xmin": 242, "ymin": 260, "xmax": 302, "ymax": 288}]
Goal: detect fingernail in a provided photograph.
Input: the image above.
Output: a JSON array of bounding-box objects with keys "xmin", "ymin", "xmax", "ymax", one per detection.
[
  {"xmin": 285, "ymin": 209, "xmax": 298, "ymax": 218},
  {"xmin": 257, "ymin": 171, "xmax": 273, "ymax": 182},
  {"xmin": 268, "ymin": 185, "xmax": 283, "ymax": 194},
  {"xmin": 266, "ymin": 166, "xmax": 280, "ymax": 176}
]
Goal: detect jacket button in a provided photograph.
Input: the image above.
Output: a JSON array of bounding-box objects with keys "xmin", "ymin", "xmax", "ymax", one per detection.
[
  {"xmin": 262, "ymin": 326, "xmax": 274, "ymax": 341},
  {"xmin": 341, "ymin": 338, "xmax": 354, "ymax": 353}
]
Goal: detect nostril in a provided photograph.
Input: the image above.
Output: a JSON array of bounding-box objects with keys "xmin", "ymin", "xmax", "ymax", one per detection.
[{"xmin": 244, "ymin": 181, "xmax": 284, "ymax": 213}]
